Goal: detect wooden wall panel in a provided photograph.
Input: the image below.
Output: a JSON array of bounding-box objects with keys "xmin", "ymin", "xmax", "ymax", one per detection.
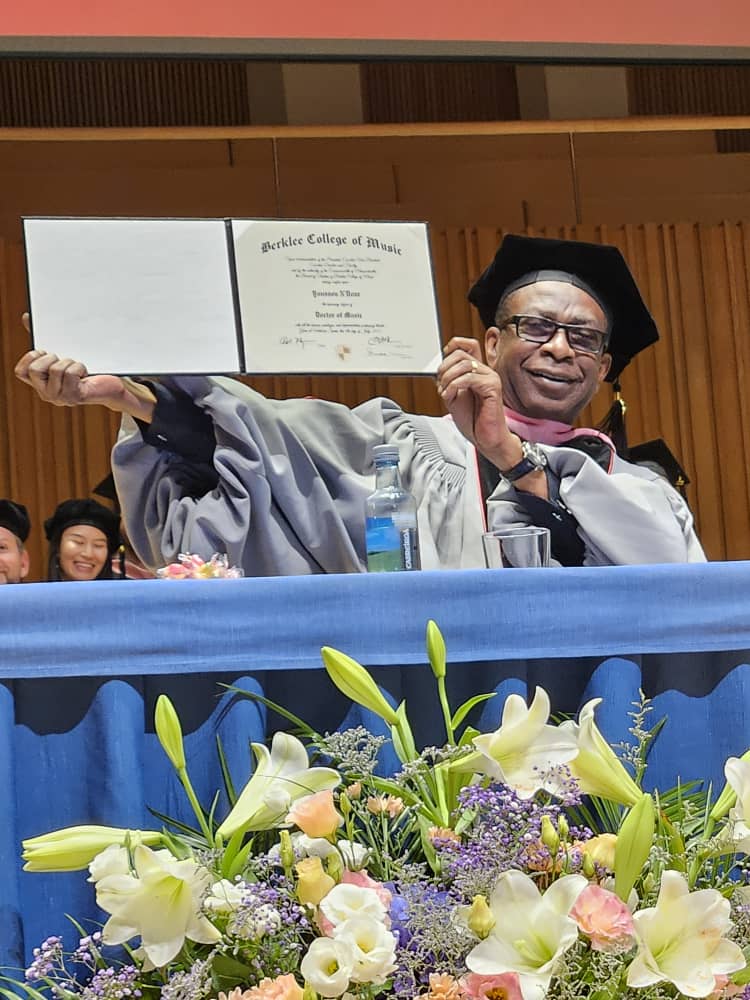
[
  {"xmin": 0, "ymin": 59, "xmax": 252, "ymax": 128},
  {"xmin": 273, "ymin": 134, "xmax": 575, "ymax": 228},
  {"xmin": 361, "ymin": 62, "xmax": 519, "ymax": 124}
]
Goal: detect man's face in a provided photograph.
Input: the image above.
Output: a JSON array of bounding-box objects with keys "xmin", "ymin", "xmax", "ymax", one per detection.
[
  {"xmin": 485, "ymin": 280, "xmax": 612, "ymax": 425},
  {"xmin": 0, "ymin": 526, "xmax": 29, "ymax": 584}
]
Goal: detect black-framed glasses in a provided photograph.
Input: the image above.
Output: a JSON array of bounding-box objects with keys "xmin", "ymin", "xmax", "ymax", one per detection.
[{"xmin": 505, "ymin": 315, "xmax": 608, "ymax": 358}]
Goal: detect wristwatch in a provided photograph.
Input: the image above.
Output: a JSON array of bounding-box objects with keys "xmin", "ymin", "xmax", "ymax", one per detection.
[{"xmin": 500, "ymin": 440, "xmax": 548, "ymax": 483}]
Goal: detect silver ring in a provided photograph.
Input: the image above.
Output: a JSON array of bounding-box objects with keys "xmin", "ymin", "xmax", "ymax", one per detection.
[{"xmin": 471, "ymin": 359, "xmax": 479, "ymax": 373}]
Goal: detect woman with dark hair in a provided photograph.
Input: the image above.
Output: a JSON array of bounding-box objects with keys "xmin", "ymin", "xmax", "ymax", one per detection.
[{"xmin": 44, "ymin": 498, "xmax": 123, "ymax": 582}]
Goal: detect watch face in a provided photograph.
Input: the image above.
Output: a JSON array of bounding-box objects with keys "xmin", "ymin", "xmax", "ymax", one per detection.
[{"xmin": 523, "ymin": 441, "xmax": 548, "ymax": 468}]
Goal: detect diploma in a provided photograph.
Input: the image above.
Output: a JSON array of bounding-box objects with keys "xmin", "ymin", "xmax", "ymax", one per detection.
[{"xmin": 23, "ymin": 216, "xmax": 442, "ymax": 377}]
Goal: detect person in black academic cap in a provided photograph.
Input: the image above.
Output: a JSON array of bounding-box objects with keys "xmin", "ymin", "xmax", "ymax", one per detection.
[
  {"xmin": 44, "ymin": 498, "xmax": 123, "ymax": 582},
  {"xmin": 15, "ymin": 234, "xmax": 705, "ymax": 571},
  {"xmin": 0, "ymin": 499, "xmax": 30, "ymax": 584}
]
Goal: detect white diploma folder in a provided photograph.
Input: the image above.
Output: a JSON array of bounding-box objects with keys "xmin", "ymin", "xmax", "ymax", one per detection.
[{"xmin": 23, "ymin": 217, "xmax": 443, "ymax": 377}]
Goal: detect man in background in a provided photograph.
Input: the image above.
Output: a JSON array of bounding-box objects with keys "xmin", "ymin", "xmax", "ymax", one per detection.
[{"xmin": 0, "ymin": 499, "xmax": 30, "ymax": 584}]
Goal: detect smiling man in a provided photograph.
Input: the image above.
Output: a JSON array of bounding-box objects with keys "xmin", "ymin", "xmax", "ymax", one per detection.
[
  {"xmin": 14, "ymin": 235, "xmax": 704, "ymax": 572},
  {"xmin": 0, "ymin": 500, "xmax": 31, "ymax": 585},
  {"xmin": 437, "ymin": 234, "xmax": 705, "ymax": 565}
]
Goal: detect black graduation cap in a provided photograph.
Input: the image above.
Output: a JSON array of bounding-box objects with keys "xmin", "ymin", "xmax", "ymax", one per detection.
[
  {"xmin": 44, "ymin": 498, "xmax": 122, "ymax": 553},
  {"xmin": 468, "ymin": 234, "xmax": 659, "ymax": 382},
  {"xmin": 628, "ymin": 438, "xmax": 690, "ymax": 492},
  {"xmin": 92, "ymin": 473, "xmax": 120, "ymax": 514},
  {"xmin": 0, "ymin": 500, "xmax": 30, "ymax": 543}
]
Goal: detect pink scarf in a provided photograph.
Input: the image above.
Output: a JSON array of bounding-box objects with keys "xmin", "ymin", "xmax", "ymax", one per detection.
[{"xmin": 504, "ymin": 407, "xmax": 616, "ymax": 472}]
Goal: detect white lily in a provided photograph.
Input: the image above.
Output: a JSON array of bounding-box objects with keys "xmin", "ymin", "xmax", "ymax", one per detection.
[
  {"xmin": 457, "ymin": 687, "xmax": 578, "ymax": 798},
  {"xmin": 721, "ymin": 757, "xmax": 750, "ymax": 852},
  {"xmin": 217, "ymin": 732, "xmax": 340, "ymax": 839},
  {"xmin": 95, "ymin": 844, "xmax": 221, "ymax": 967},
  {"xmin": 466, "ymin": 869, "xmax": 587, "ymax": 999},
  {"xmin": 627, "ymin": 870, "xmax": 745, "ymax": 997},
  {"xmin": 559, "ymin": 699, "xmax": 641, "ymax": 807}
]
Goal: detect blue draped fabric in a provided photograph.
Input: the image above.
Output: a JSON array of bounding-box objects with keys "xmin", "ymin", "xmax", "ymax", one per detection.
[{"xmin": 2, "ymin": 563, "xmax": 750, "ymax": 974}]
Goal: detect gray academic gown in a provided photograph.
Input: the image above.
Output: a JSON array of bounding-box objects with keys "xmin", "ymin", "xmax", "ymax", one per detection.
[{"xmin": 111, "ymin": 376, "xmax": 705, "ymax": 575}]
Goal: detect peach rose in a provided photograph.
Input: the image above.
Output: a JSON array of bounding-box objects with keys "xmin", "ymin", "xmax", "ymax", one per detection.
[
  {"xmin": 246, "ymin": 975, "xmax": 303, "ymax": 1000},
  {"xmin": 570, "ymin": 883, "xmax": 635, "ymax": 953},
  {"xmin": 286, "ymin": 789, "xmax": 342, "ymax": 839}
]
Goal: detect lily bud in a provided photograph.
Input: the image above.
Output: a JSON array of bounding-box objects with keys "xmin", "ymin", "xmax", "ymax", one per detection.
[
  {"xmin": 557, "ymin": 815, "xmax": 569, "ymax": 841},
  {"xmin": 614, "ymin": 793, "xmax": 655, "ymax": 902},
  {"xmin": 325, "ymin": 851, "xmax": 343, "ymax": 883},
  {"xmin": 303, "ymin": 984, "xmax": 318, "ymax": 1000},
  {"xmin": 154, "ymin": 694, "xmax": 186, "ymax": 771},
  {"xmin": 582, "ymin": 851, "xmax": 596, "ymax": 879},
  {"xmin": 541, "ymin": 815, "xmax": 560, "ymax": 857},
  {"xmin": 467, "ymin": 895, "xmax": 496, "ymax": 939},
  {"xmin": 426, "ymin": 620, "xmax": 446, "ymax": 680},
  {"xmin": 23, "ymin": 825, "xmax": 161, "ymax": 872},
  {"xmin": 321, "ymin": 647, "xmax": 398, "ymax": 726},
  {"xmin": 279, "ymin": 830, "xmax": 295, "ymax": 873}
]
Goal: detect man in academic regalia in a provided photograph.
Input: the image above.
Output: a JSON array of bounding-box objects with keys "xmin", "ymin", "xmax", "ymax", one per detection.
[
  {"xmin": 0, "ymin": 499, "xmax": 31, "ymax": 584},
  {"xmin": 14, "ymin": 235, "xmax": 705, "ymax": 572}
]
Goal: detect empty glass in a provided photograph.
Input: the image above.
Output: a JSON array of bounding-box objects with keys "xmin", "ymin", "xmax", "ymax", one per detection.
[{"xmin": 482, "ymin": 526, "xmax": 551, "ymax": 569}]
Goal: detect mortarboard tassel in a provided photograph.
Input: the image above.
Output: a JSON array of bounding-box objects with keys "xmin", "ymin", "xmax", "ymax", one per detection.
[{"xmin": 597, "ymin": 380, "xmax": 629, "ymax": 456}]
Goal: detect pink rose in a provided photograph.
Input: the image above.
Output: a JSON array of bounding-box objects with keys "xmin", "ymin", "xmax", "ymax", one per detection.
[
  {"xmin": 570, "ymin": 883, "xmax": 635, "ymax": 953},
  {"xmin": 286, "ymin": 790, "xmax": 342, "ymax": 839},
  {"xmin": 460, "ymin": 972, "xmax": 524, "ymax": 1000}
]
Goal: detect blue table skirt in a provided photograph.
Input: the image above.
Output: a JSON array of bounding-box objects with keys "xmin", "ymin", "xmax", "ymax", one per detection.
[{"xmin": 2, "ymin": 563, "xmax": 749, "ymax": 972}]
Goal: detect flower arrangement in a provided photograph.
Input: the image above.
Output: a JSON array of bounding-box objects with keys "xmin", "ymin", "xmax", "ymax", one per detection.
[
  {"xmin": 7, "ymin": 621, "xmax": 750, "ymax": 1000},
  {"xmin": 157, "ymin": 553, "xmax": 244, "ymax": 579}
]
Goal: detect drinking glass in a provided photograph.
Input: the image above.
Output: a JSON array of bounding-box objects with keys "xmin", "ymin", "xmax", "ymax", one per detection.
[{"xmin": 482, "ymin": 526, "xmax": 551, "ymax": 568}]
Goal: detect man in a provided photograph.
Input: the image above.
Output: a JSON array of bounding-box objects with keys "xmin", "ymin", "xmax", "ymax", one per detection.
[
  {"xmin": 0, "ymin": 499, "xmax": 31, "ymax": 584},
  {"xmin": 14, "ymin": 235, "xmax": 704, "ymax": 572}
]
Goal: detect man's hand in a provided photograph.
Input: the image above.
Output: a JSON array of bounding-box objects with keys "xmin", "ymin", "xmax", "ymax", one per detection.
[
  {"xmin": 436, "ymin": 337, "xmax": 521, "ymax": 469},
  {"xmin": 436, "ymin": 337, "xmax": 548, "ymax": 499},
  {"xmin": 15, "ymin": 316, "xmax": 156, "ymax": 422}
]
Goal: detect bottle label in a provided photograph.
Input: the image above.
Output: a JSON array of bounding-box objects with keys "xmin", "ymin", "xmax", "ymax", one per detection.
[{"xmin": 366, "ymin": 517, "xmax": 420, "ymax": 572}]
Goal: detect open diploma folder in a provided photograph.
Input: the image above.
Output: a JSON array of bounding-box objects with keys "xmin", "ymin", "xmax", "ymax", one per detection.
[{"xmin": 22, "ymin": 217, "xmax": 443, "ymax": 377}]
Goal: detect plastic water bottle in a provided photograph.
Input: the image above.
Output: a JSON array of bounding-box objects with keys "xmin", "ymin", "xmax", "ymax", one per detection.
[{"xmin": 365, "ymin": 444, "xmax": 421, "ymax": 572}]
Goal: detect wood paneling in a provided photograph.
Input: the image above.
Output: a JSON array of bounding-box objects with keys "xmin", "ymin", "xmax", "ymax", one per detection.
[
  {"xmin": 0, "ymin": 59, "xmax": 252, "ymax": 128},
  {"xmin": 361, "ymin": 62, "xmax": 519, "ymax": 123}
]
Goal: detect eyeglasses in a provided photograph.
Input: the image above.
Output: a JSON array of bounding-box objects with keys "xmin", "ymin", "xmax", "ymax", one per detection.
[{"xmin": 505, "ymin": 315, "xmax": 608, "ymax": 358}]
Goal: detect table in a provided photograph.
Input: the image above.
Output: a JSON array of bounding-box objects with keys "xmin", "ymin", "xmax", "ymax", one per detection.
[{"xmin": 2, "ymin": 563, "xmax": 750, "ymax": 973}]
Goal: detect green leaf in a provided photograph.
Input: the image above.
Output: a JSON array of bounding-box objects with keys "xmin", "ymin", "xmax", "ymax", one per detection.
[
  {"xmin": 458, "ymin": 725, "xmax": 481, "ymax": 747},
  {"xmin": 211, "ymin": 954, "xmax": 255, "ymax": 993},
  {"xmin": 216, "ymin": 734, "xmax": 237, "ymax": 806},
  {"xmin": 391, "ymin": 701, "xmax": 417, "ymax": 763},
  {"xmin": 451, "ymin": 693, "xmax": 496, "ymax": 731},
  {"xmin": 219, "ymin": 683, "xmax": 319, "ymax": 739}
]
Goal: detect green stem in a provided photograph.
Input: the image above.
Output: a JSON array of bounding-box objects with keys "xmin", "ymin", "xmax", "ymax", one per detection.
[
  {"xmin": 436, "ymin": 675, "xmax": 455, "ymax": 746},
  {"xmin": 176, "ymin": 767, "xmax": 213, "ymax": 843}
]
